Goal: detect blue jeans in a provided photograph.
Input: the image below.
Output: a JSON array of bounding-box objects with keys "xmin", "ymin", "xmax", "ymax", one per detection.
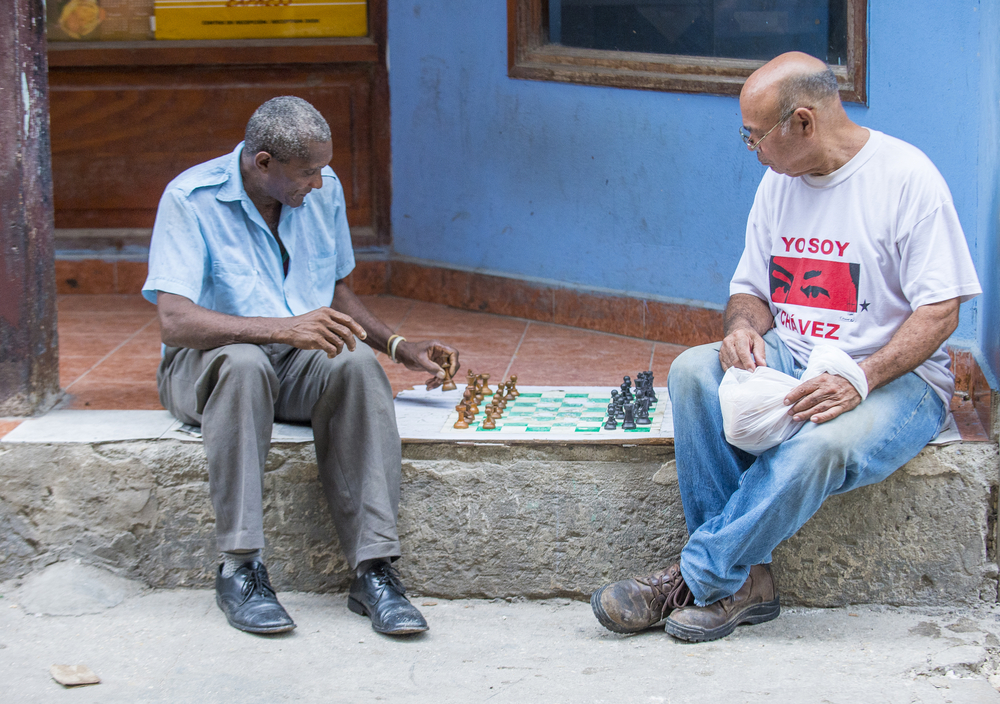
[{"xmin": 667, "ymin": 330, "xmax": 945, "ymax": 606}]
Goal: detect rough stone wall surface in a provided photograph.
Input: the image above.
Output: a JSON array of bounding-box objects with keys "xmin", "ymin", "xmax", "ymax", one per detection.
[{"xmin": 0, "ymin": 440, "xmax": 996, "ymax": 607}]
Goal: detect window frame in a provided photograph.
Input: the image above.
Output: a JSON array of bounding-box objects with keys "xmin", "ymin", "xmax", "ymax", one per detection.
[{"xmin": 507, "ymin": 0, "xmax": 867, "ymax": 104}]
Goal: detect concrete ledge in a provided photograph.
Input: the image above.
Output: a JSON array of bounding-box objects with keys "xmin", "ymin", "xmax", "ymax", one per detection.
[{"xmin": 0, "ymin": 439, "xmax": 996, "ymax": 606}]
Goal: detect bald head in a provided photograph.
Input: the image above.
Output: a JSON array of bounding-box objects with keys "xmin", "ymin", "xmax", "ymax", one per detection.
[
  {"xmin": 739, "ymin": 52, "xmax": 866, "ymax": 177},
  {"xmin": 742, "ymin": 52, "xmax": 840, "ymax": 117}
]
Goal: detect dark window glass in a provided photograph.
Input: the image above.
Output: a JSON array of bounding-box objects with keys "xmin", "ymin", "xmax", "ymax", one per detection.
[{"xmin": 549, "ymin": 0, "xmax": 849, "ymax": 65}]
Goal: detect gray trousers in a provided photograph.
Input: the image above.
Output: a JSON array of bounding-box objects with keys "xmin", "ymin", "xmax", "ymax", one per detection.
[{"xmin": 157, "ymin": 342, "xmax": 402, "ymax": 570}]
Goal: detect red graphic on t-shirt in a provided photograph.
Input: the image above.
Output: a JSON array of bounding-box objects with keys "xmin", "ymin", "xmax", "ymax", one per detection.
[{"xmin": 769, "ymin": 256, "xmax": 859, "ymax": 312}]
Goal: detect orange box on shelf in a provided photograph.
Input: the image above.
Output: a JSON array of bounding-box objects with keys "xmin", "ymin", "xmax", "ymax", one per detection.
[{"xmin": 153, "ymin": 0, "xmax": 367, "ymax": 40}]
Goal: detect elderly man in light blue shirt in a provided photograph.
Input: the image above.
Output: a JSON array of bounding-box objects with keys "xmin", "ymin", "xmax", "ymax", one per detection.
[{"xmin": 143, "ymin": 96, "xmax": 458, "ymax": 637}]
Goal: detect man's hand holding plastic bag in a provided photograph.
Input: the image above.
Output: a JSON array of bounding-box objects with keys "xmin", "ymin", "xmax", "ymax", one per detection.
[{"xmin": 718, "ymin": 345, "xmax": 869, "ymax": 455}]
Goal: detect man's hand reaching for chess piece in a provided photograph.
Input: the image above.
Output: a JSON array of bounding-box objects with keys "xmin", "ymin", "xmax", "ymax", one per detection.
[{"xmin": 394, "ymin": 340, "xmax": 460, "ymax": 391}]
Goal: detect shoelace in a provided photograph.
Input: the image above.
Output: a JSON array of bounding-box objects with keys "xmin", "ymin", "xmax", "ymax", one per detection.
[
  {"xmin": 240, "ymin": 564, "xmax": 277, "ymax": 604},
  {"xmin": 638, "ymin": 567, "xmax": 693, "ymax": 619},
  {"xmin": 370, "ymin": 562, "xmax": 407, "ymax": 595}
]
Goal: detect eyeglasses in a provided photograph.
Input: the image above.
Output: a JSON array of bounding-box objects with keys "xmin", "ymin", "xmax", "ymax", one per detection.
[{"xmin": 739, "ymin": 108, "xmax": 796, "ymax": 151}]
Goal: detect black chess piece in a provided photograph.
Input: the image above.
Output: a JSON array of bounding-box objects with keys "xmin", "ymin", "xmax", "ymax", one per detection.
[
  {"xmin": 621, "ymin": 376, "xmax": 633, "ymax": 402},
  {"xmin": 635, "ymin": 397, "xmax": 651, "ymax": 425},
  {"xmin": 603, "ymin": 414, "xmax": 618, "ymax": 430},
  {"xmin": 622, "ymin": 402, "xmax": 637, "ymax": 430},
  {"xmin": 643, "ymin": 372, "xmax": 658, "ymax": 402},
  {"xmin": 614, "ymin": 397, "xmax": 626, "ymax": 421}
]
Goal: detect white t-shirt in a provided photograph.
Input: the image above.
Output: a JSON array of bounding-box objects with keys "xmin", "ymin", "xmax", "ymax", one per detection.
[{"xmin": 731, "ymin": 129, "xmax": 981, "ymax": 407}]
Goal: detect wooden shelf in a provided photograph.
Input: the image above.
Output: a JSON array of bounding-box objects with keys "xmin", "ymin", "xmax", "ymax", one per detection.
[{"xmin": 48, "ymin": 37, "xmax": 379, "ymax": 68}]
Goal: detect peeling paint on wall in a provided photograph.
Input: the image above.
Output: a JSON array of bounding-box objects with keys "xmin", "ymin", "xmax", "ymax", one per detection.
[{"xmin": 20, "ymin": 72, "xmax": 29, "ymax": 136}]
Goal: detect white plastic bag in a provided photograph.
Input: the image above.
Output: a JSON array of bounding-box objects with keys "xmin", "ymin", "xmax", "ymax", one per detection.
[
  {"xmin": 718, "ymin": 345, "xmax": 869, "ymax": 455},
  {"xmin": 719, "ymin": 366, "xmax": 803, "ymax": 456}
]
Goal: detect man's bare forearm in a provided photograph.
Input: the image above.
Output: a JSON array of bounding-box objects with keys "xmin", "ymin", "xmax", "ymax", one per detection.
[
  {"xmin": 330, "ymin": 281, "xmax": 395, "ymax": 355},
  {"xmin": 859, "ymin": 298, "xmax": 959, "ymax": 392},
  {"xmin": 724, "ymin": 294, "xmax": 774, "ymax": 337},
  {"xmin": 158, "ymin": 292, "xmax": 287, "ymax": 349}
]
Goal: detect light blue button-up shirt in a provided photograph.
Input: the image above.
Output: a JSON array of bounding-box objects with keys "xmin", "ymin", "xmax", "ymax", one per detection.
[{"xmin": 142, "ymin": 142, "xmax": 355, "ymax": 317}]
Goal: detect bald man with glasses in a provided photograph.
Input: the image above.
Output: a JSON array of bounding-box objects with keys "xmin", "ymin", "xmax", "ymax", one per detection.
[{"xmin": 591, "ymin": 52, "xmax": 981, "ymax": 642}]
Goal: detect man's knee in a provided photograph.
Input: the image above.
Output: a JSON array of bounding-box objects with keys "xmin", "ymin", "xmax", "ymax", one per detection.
[
  {"xmin": 767, "ymin": 424, "xmax": 852, "ymax": 490},
  {"xmin": 668, "ymin": 342, "xmax": 724, "ymax": 395},
  {"xmin": 338, "ymin": 343, "xmax": 385, "ymax": 379},
  {"xmin": 215, "ymin": 344, "xmax": 271, "ymax": 372},
  {"xmin": 208, "ymin": 344, "xmax": 277, "ymax": 394}
]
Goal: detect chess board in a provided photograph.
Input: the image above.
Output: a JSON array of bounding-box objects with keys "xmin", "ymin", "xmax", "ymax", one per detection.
[
  {"xmin": 440, "ymin": 388, "xmax": 665, "ymax": 434},
  {"xmin": 393, "ymin": 386, "xmax": 673, "ymax": 442}
]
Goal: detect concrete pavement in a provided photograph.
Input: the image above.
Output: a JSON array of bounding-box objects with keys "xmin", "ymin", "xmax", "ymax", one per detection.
[{"xmin": 3, "ymin": 562, "xmax": 1000, "ymax": 703}]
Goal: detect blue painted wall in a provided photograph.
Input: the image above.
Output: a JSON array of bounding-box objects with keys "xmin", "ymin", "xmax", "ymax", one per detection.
[
  {"xmin": 388, "ymin": 2, "xmax": 995, "ymax": 379},
  {"xmin": 976, "ymin": 1, "xmax": 1000, "ymax": 386}
]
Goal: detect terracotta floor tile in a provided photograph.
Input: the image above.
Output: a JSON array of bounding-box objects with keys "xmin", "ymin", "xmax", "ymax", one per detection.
[
  {"xmin": 58, "ymin": 332, "xmax": 135, "ymax": 358},
  {"xmin": 57, "ymin": 314, "xmax": 157, "ymax": 336},
  {"xmin": 62, "ymin": 381, "xmax": 163, "ymax": 410},
  {"xmin": 399, "ymin": 301, "xmax": 528, "ymax": 337},
  {"xmin": 57, "ymin": 294, "xmax": 155, "ymax": 315},
  {"xmin": 507, "ymin": 344, "xmax": 654, "ymax": 386},
  {"xmin": 952, "ymin": 399, "xmax": 989, "ymax": 442},
  {"xmin": 514, "ymin": 343, "xmax": 653, "ymax": 365},
  {"xmin": 357, "ymin": 295, "xmax": 415, "ymax": 331},
  {"xmin": 60, "ymin": 356, "xmax": 104, "ymax": 386},
  {"xmin": 0, "ymin": 420, "xmax": 23, "ymax": 440},
  {"xmin": 649, "ymin": 342, "xmax": 688, "ymax": 382},
  {"xmin": 79, "ymin": 355, "xmax": 162, "ymax": 385},
  {"xmin": 115, "ymin": 333, "xmax": 165, "ymax": 358}
]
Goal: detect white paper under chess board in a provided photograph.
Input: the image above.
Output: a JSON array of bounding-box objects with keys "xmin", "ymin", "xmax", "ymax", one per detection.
[{"xmin": 393, "ymin": 386, "xmax": 674, "ymax": 442}]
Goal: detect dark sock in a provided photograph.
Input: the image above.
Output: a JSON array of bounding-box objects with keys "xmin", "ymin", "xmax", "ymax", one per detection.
[{"xmin": 221, "ymin": 549, "xmax": 262, "ymax": 578}]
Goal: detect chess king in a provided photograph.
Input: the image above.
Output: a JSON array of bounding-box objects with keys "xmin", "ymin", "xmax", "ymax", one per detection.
[
  {"xmin": 591, "ymin": 52, "xmax": 980, "ymax": 642},
  {"xmin": 143, "ymin": 97, "xmax": 460, "ymax": 635}
]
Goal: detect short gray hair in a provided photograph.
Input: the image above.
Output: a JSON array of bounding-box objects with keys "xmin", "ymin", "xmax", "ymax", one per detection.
[
  {"xmin": 244, "ymin": 96, "xmax": 331, "ymax": 163},
  {"xmin": 776, "ymin": 67, "xmax": 840, "ymax": 117}
]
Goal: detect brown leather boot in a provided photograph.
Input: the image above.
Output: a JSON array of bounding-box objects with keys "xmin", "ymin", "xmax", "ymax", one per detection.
[
  {"xmin": 591, "ymin": 563, "xmax": 694, "ymax": 633},
  {"xmin": 664, "ymin": 563, "xmax": 780, "ymax": 642}
]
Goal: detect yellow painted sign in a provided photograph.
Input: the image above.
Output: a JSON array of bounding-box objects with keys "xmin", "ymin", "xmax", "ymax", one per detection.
[{"xmin": 154, "ymin": 0, "xmax": 367, "ymax": 40}]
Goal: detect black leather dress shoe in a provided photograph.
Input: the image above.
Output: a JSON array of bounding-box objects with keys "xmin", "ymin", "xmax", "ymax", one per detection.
[
  {"xmin": 348, "ymin": 561, "xmax": 428, "ymax": 635},
  {"xmin": 215, "ymin": 561, "xmax": 296, "ymax": 634}
]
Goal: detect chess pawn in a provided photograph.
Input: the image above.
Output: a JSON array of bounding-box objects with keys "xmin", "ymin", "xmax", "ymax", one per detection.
[
  {"xmin": 456, "ymin": 390, "xmax": 473, "ymax": 412},
  {"xmin": 503, "ymin": 381, "xmax": 516, "ymax": 402},
  {"xmin": 481, "ymin": 373, "xmax": 492, "ymax": 395},
  {"xmin": 615, "ymin": 398, "xmax": 626, "ymax": 421},
  {"xmin": 441, "ymin": 367, "xmax": 457, "ymax": 392},
  {"xmin": 622, "ymin": 402, "xmax": 637, "ymax": 430},
  {"xmin": 493, "ymin": 392, "xmax": 506, "ymax": 410},
  {"xmin": 474, "ymin": 378, "xmax": 485, "ymax": 404},
  {"xmin": 603, "ymin": 414, "xmax": 618, "ymax": 430},
  {"xmin": 453, "ymin": 411, "xmax": 470, "ymax": 429},
  {"xmin": 490, "ymin": 401, "xmax": 503, "ymax": 419},
  {"xmin": 481, "ymin": 413, "xmax": 496, "ymax": 430},
  {"xmin": 508, "ymin": 375, "xmax": 520, "ymax": 398}
]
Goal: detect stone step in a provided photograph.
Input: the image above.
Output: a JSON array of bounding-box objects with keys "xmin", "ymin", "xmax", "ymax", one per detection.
[{"xmin": 1, "ymin": 415, "xmax": 996, "ymax": 606}]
